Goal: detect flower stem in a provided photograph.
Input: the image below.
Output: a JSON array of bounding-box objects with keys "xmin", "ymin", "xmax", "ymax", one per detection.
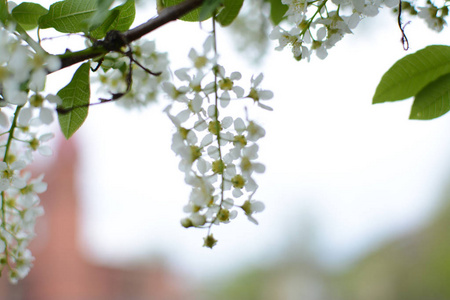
[
  {"xmin": 1, "ymin": 106, "xmax": 21, "ymax": 225},
  {"xmin": 209, "ymin": 16, "xmax": 225, "ymax": 234},
  {"xmin": 4, "ymin": 106, "xmax": 21, "ymax": 162}
]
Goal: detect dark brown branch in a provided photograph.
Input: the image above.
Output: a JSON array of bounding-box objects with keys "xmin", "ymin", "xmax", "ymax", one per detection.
[
  {"xmin": 398, "ymin": 0, "xmax": 410, "ymax": 50},
  {"xmin": 59, "ymin": 0, "xmax": 204, "ymax": 70},
  {"xmin": 59, "ymin": 47, "xmax": 105, "ymax": 70}
]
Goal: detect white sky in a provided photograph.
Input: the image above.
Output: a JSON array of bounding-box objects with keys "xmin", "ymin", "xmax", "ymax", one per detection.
[{"xmin": 39, "ymin": 0, "xmax": 450, "ymax": 280}]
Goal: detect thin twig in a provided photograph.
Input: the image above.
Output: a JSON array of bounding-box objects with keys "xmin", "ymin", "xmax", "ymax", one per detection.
[{"xmin": 398, "ymin": 0, "xmax": 410, "ymax": 50}]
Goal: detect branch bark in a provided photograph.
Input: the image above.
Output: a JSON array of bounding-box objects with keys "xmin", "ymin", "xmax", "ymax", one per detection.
[{"xmin": 59, "ymin": 0, "xmax": 204, "ymax": 70}]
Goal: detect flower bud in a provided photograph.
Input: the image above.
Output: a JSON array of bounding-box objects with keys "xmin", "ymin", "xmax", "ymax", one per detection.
[
  {"xmin": 181, "ymin": 218, "xmax": 193, "ymax": 228},
  {"xmin": 203, "ymin": 234, "xmax": 217, "ymax": 249}
]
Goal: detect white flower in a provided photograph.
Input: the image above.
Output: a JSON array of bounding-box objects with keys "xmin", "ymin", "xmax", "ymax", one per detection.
[
  {"xmin": 21, "ymin": 205, "xmax": 45, "ymax": 233},
  {"xmin": 283, "ymin": 0, "xmax": 310, "ymax": 24},
  {"xmin": 8, "ymin": 46, "xmax": 31, "ymax": 83},
  {"xmin": 175, "ymin": 68, "xmax": 207, "ymax": 95},
  {"xmin": 3, "ymin": 80, "xmax": 28, "ymax": 105},
  {"xmin": 188, "ymin": 176, "xmax": 214, "ymax": 207},
  {"xmin": 177, "ymin": 145, "xmax": 204, "ymax": 173},
  {"xmin": 241, "ymin": 198, "xmax": 265, "ymax": 225},
  {"xmin": 181, "ymin": 213, "xmax": 206, "ymax": 227},
  {"xmin": 13, "ymin": 249, "xmax": 34, "ymax": 281},
  {"xmin": 165, "ymin": 106, "xmax": 199, "ymax": 156},
  {"xmin": 19, "ymin": 93, "xmax": 62, "ymax": 126},
  {"xmin": 26, "ymin": 132, "xmax": 54, "ymax": 157},
  {"xmin": 162, "ymin": 82, "xmax": 189, "ymax": 102},
  {"xmin": 205, "ymin": 65, "xmax": 245, "ymax": 107},
  {"xmin": 270, "ymin": 26, "xmax": 299, "ymax": 51},
  {"xmin": 244, "ymin": 177, "xmax": 258, "ymax": 192},
  {"xmin": 247, "ymin": 73, "xmax": 274, "ymax": 111},
  {"xmin": 0, "ymin": 161, "xmax": 27, "ymax": 190},
  {"xmin": 188, "ymin": 35, "xmax": 217, "ymax": 70},
  {"xmin": 247, "ymin": 121, "xmax": 266, "ymax": 142},
  {"xmin": 418, "ymin": 5, "xmax": 446, "ymax": 32},
  {"xmin": 315, "ymin": 43, "xmax": 328, "ymax": 59},
  {"xmin": 241, "ymin": 144, "xmax": 266, "ymax": 177},
  {"xmin": 346, "ymin": 13, "xmax": 361, "ymax": 29},
  {"xmin": 316, "ymin": 27, "xmax": 327, "ymax": 41},
  {"xmin": 28, "ymin": 68, "xmax": 47, "ymax": 91},
  {"xmin": 270, "ymin": 25, "xmax": 307, "ymax": 60},
  {"xmin": 384, "ymin": 0, "xmax": 398, "ymax": 8}
]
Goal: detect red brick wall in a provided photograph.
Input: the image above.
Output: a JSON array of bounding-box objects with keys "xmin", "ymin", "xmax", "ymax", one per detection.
[{"xmin": 0, "ymin": 138, "xmax": 188, "ymax": 300}]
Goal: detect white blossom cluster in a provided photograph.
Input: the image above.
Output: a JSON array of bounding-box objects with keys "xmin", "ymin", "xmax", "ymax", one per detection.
[
  {"xmin": 0, "ymin": 25, "xmax": 59, "ymax": 283},
  {"xmin": 269, "ymin": 0, "xmax": 399, "ymax": 60},
  {"xmin": 164, "ymin": 36, "xmax": 270, "ymax": 248},
  {"xmin": 416, "ymin": 0, "xmax": 448, "ymax": 32},
  {"xmin": 94, "ymin": 40, "xmax": 170, "ymax": 109}
]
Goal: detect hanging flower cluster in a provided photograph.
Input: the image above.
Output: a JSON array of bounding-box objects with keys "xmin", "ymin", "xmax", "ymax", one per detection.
[
  {"xmin": 0, "ymin": 5, "xmax": 273, "ymax": 279},
  {"xmin": 416, "ymin": 1, "xmax": 448, "ymax": 32},
  {"xmin": 164, "ymin": 35, "xmax": 270, "ymax": 248},
  {"xmin": 269, "ymin": 0, "xmax": 404, "ymax": 60},
  {"xmin": 0, "ymin": 25, "xmax": 59, "ymax": 283}
]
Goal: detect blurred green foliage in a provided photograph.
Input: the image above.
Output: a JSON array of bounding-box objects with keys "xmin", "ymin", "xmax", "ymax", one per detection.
[
  {"xmin": 337, "ymin": 198, "xmax": 450, "ymax": 300},
  {"xmin": 201, "ymin": 191, "xmax": 450, "ymax": 300}
]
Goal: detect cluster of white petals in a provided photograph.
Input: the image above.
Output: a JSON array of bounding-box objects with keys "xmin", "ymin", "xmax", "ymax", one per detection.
[
  {"xmin": 269, "ymin": 0, "xmax": 399, "ymax": 60},
  {"xmin": 417, "ymin": 1, "xmax": 448, "ymax": 32},
  {"xmin": 0, "ymin": 25, "xmax": 58, "ymax": 283},
  {"xmin": 164, "ymin": 36, "xmax": 270, "ymax": 247},
  {"xmin": 93, "ymin": 40, "xmax": 170, "ymax": 109}
]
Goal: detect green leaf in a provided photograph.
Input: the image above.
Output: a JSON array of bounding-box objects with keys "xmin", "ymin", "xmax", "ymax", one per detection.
[
  {"xmin": 267, "ymin": 0, "xmax": 288, "ymax": 25},
  {"xmin": 106, "ymin": 0, "xmax": 135, "ymax": 32},
  {"xmin": 88, "ymin": 0, "xmax": 115, "ymax": 30},
  {"xmin": 409, "ymin": 73, "xmax": 450, "ymax": 120},
  {"xmin": 216, "ymin": 0, "xmax": 243, "ymax": 27},
  {"xmin": 39, "ymin": 0, "xmax": 97, "ymax": 33},
  {"xmin": 157, "ymin": 0, "xmax": 164, "ymax": 12},
  {"xmin": 373, "ymin": 45, "xmax": 450, "ymax": 104},
  {"xmin": 0, "ymin": 0, "xmax": 8, "ymax": 24},
  {"xmin": 12, "ymin": 2, "xmax": 48, "ymax": 31},
  {"xmin": 199, "ymin": 0, "xmax": 223, "ymax": 22},
  {"xmin": 89, "ymin": 10, "xmax": 120, "ymax": 38},
  {"xmin": 57, "ymin": 63, "xmax": 90, "ymax": 139},
  {"xmin": 90, "ymin": 0, "xmax": 135, "ymax": 39},
  {"xmin": 164, "ymin": 0, "xmax": 211, "ymax": 22},
  {"xmin": 96, "ymin": 0, "xmax": 115, "ymax": 12}
]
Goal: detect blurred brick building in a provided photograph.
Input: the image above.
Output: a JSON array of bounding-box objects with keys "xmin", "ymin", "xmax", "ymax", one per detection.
[{"xmin": 0, "ymin": 139, "xmax": 188, "ymax": 300}]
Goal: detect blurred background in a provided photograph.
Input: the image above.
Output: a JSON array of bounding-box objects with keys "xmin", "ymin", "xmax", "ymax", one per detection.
[{"xmin": 2, "ymin": 0, "xmax": 450, "ymax": 299}]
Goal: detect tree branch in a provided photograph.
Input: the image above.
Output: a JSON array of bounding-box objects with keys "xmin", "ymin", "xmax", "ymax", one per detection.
[{"xmin": 58, "ymin": 0, "xmax": 204, "ymax": 70}]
